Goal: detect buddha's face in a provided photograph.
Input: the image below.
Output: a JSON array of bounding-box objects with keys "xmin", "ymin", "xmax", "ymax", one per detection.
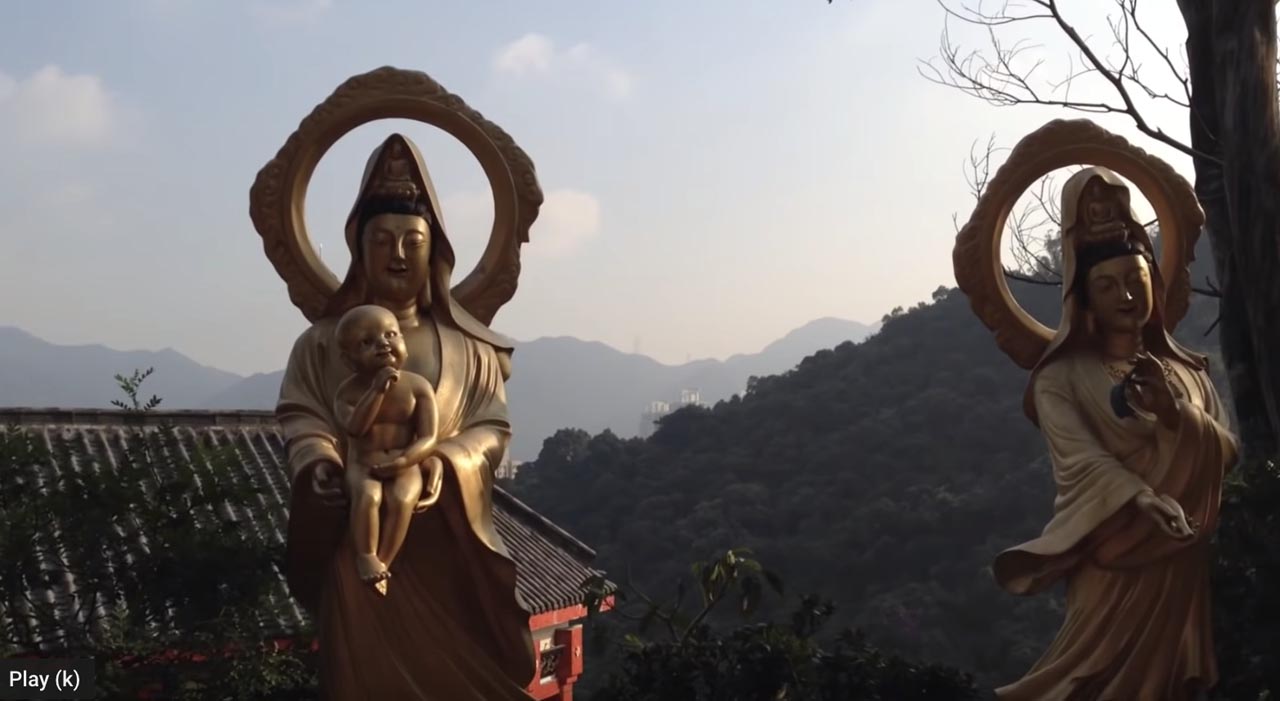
[
  {"xmin": 340, "ymin": 307, "xmax": 407, "ymax": 372},
  {"xmin": 1085, "ymin": 254, "xmax": 1154, "ymax": 334},
  {"xmin": 361, "ymin": 213, "xmax": 430, "ymax": 305}
]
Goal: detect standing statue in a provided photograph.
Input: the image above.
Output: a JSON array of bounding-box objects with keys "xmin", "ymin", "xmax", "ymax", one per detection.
[
  {"xmin": 954, "ymin": 121, "xmax": 1239, "ymax": 700},
  {"xmin": 249, "ymin": 67, "xmax": 543, "ymax": 699}
]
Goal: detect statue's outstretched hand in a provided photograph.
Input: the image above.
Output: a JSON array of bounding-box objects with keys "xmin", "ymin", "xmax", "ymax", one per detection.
[
  {"xmin": 415, "ymin": 456, "xmax": 445, "ymax": 512},
  {"xmin": 1134, "ymin": 489, "xmax": 1197, "ymax": 540},
  {"xmin": 310, "ymin": 460, "xmax": 347, "ymax": 507}
]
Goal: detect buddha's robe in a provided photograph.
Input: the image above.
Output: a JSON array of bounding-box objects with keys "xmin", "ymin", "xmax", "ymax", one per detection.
[
  {"xmin": 278, "ymin": 313, "xmax": 535, "ymax": 701},
  {"xmin": 994, "ymin": 351, "xmax": 1237, "ymax": 701}
]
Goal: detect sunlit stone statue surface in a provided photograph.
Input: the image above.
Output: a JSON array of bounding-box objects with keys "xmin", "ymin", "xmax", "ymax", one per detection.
[
  {"xmin": 250, "ymin": 68, "xmax": 543, "ymax": 700},
  {"xmin": 954, "ymin": 121, "xmax": 1239, "ymax": 700}
]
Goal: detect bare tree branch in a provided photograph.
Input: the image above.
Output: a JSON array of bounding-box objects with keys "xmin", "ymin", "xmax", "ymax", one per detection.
[
  {"xmin": 1119, "ymin": 0, "xmax": 1193, "ymax": 109},
  {"xmin": 1193, "ymin": 275, "xmax": 1222, "ymax": 299},
  {"xmin": 1040, "ymin": 0, "xmax": 1215, "ymax": 162},
  {"xmin": 922, "ymin": 0, "xmax": 1221, "ymax": 164},
  {"xmin": 1004, "ymin": 269, "xmax": 1062, "ymax": 286}
]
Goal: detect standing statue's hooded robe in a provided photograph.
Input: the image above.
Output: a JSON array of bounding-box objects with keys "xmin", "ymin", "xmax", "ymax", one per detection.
[
  {"xmin": 992, "ymin": 168, "xmax": 1238, "ymax": 701},
  {"xmin": 277, "ymin": 134, "xmax": 536, "ymax": 700}
]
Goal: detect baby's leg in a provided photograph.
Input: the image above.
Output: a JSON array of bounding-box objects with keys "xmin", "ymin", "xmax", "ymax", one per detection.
[
  {"xmin": 377, "ymin": 464, "xmax": 424, "ymax": 570},
  {"xmin": 345, "ymin": 464, "xmax": 388, "ymax": 583}
]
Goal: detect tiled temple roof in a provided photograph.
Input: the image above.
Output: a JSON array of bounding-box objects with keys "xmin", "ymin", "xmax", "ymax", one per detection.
[{"xmin": 0, "ymin": 408, "xmax": 604, "ymax": 642}]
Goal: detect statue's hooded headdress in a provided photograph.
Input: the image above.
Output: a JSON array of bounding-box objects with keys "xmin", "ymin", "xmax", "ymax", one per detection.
[
  {"xmin": 325, "ymin": 133, "xmax": 514, "ymax": 352},
  {"xmin": 1023, "ymin": 167, "xmax": 1205, "ymax": 423}
]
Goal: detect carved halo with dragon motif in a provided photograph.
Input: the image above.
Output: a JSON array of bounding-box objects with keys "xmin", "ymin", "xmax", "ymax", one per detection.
[
  {"xmin": 952, "ymin": 119, "xmax": 1205, "ymax": 370},
  {"xmin": 249, "ymin": 66, "xmax": 543, "ymax": 325}
]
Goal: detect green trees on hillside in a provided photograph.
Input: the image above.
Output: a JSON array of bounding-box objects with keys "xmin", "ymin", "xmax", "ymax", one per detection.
[
  {"xmin": 510, "ymin": 281, "xmax": 1280, "ymax": 697},
  {"xmin": 511, "ymin": 285, "xmax": 1071, "ymax": 688},
  {"xmin": 1211, "ymin": 457, "xmax": 1280, "ymax": 696},
  {"xmin": 579, "ymin": 550, "xmax": 978, "ymax": 700}
]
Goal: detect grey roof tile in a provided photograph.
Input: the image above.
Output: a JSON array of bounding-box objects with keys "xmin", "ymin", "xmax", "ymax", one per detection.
[{"xmin": 0, "ymin": 409, "xmax": 606, "ymax": 645}]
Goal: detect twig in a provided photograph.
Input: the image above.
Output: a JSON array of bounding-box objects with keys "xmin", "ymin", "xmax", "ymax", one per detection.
[
  {"xmin": 923, "ymin": 0, "xmax": 1222, "ymax": 165},
  {"xmin": 1004, "ymin": 270, "xmax": 1062, "ymax": 286},
  {"xmin": 1040, "ymin": 0, "xmax": 1217, "ymax": 163},
  {"xmin": 1192, "ymin": 275, "xmax": 1222, "ymax": 299},
  {"xmin": 1123, "ymin": 0, "xmax": 1192, "ymax": 108}
]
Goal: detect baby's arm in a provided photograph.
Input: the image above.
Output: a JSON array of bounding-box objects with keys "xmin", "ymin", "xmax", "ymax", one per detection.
[
  {"xmin": 343, "ymin": 369, "xmax": 397, "ymax": 438},
  {"xmin": 333, "ymin": 375, "xmax": 361, "ymax": 436}
]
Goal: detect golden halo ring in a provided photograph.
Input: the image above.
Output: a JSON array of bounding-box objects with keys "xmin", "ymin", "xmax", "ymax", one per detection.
[
  {"xmin": 249, "ymin": 66, "xmax": 543, "ymax": 325},
  {"xmin": 952, "ymin": 119, "xmax": 1204, "ymax": 370}
]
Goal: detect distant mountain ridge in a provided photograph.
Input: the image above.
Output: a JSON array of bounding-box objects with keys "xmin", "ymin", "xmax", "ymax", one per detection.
[
  {"xmin": 505, "ymin": 318, "xmax": 878, "ymax": 458},
  {"xmin": 0, "ymin": 318, "xmax": 877, "ymax": 460},
  {"xmin": 0, "ymin": 327, "xmax": 242, "ymax": 410}
]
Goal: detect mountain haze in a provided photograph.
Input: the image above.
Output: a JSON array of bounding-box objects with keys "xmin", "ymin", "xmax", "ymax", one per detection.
[
  {"xmin": 505, "ymin": 317, "xmax": 876, "ymax": 459},
  {"xmin": 0, "ymin": 327, "xmax": 241, "ymax": 409},
  {"xmin": 0, "ymin": 318, "xmax": 875, "ymax": 460},
  {"xmin": 201, "ymin": 372, "xmax": 285, "ymax": 411}
]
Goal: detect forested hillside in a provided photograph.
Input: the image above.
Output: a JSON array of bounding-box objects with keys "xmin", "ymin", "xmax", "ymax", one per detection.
[{"xmin": 509, "ymin": 280, "xmax": 1227, "ymax": 689}]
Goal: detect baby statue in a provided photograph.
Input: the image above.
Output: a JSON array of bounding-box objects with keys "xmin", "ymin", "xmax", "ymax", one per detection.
[{"xmin": 332, "ymin": 304, "xmax": 441, "ymax": 595}]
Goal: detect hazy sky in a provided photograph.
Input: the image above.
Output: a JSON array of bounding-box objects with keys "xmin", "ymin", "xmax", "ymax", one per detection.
[{"xmin": 0, "ymin": 0, "xmax": 1193, "ymax": 375}]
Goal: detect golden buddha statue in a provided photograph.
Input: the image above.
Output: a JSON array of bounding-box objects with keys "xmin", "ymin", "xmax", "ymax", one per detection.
[
  {"xmin": 954, "ymin": 121, "xmax": 1239, "ymax": 700},
  {"xmin": 250, "ymin": 68, "xmax": 545, "ymax": 700},
  {"xmin": 277, "ymin": 133, "xmax": 534, "ymax": 699},
  {"xmin": 991, "ymin": 166, "xmax": 1237, "ymax": 700}
]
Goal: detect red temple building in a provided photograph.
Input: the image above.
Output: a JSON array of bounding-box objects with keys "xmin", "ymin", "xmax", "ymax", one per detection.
[{"xmin": 0, "ymin": 408, "xmax": 612, "ymax": 700}]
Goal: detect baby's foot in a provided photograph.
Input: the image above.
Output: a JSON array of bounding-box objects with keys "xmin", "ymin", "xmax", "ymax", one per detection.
[{"xmin": 356, "ymin": 553, "xmax": 390, "ymax": 584}]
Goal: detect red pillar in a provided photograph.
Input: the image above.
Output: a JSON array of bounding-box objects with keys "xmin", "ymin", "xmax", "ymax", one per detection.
[{"xmin": 554, "ymin": 625, "xmax": 584, "ymax": 701}]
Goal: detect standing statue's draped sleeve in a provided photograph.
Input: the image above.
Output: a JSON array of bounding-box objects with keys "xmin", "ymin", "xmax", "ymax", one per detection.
[
  {"xmin": 1082, "ymin": 362, "xmax": 1237, "ymax": 569},
  {"xmin": 993, "ymin": 355, "xmax": 1238, "ymax": 700},
  {"xmin": 994, "ymin": 361, "xmax": 1152, "ymax": 594},
  {"xmin": 415, "ymin": 324, "xmax": 536, "ymax": 686},
  {"xmin": 995, "ymin": 358, "xmax": 1237, "ymax": 595},
  {"xmin": 278, "ymin": 322, "xmax": 343, "ymax": 484}
]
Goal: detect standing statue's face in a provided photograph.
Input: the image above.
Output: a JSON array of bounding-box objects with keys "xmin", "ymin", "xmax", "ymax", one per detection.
[
  {"xmin": 361, "ymin": 213, "xmax": 431, "ymax": 305},
  {"xmin": 1086, "ymin": 254, "xmax": 1154, "ymax": 334}
]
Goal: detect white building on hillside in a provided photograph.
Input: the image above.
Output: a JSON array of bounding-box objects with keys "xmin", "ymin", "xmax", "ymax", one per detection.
[
  {"xmin": 637, "ymin": 389, "xmax": 705, "ymax": 438},
  {"xmin": 495, "ymin": 448, "xmax": 523, "ymax": 480}
]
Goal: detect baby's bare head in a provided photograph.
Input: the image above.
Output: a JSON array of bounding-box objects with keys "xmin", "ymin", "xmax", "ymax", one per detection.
[{"xmin": 336, "ymin": 305, "xmax": 407, "ymax": 372}]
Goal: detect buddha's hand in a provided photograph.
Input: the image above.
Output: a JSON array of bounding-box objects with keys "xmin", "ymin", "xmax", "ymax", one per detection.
[
  {"xmin": 373, "ymin": 367, "xmax": 400, "ymax": 393},
  {"xmin": 1129, "ymin": 353, "xmax": 1179, "ymax": 426},
  {"xmin": 371, "ymin": 452, "xmax": 412, "ymax": 478},
  {"xmin": 417, "ymin": 456, "xmax": 445, "ymax": 509},
  {"xmin": 309, "ymin": 460, "xmax": 347, "ymax": 507},
  {"xmin": 1134, "ymin": 489, "xmax": 1196, "ymax": 540}
]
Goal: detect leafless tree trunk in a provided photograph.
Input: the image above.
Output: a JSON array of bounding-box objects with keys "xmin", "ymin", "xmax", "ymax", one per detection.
[{"xmin": 1178, "ymin": 0, "xmax": 1280, "ymax": 459}]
